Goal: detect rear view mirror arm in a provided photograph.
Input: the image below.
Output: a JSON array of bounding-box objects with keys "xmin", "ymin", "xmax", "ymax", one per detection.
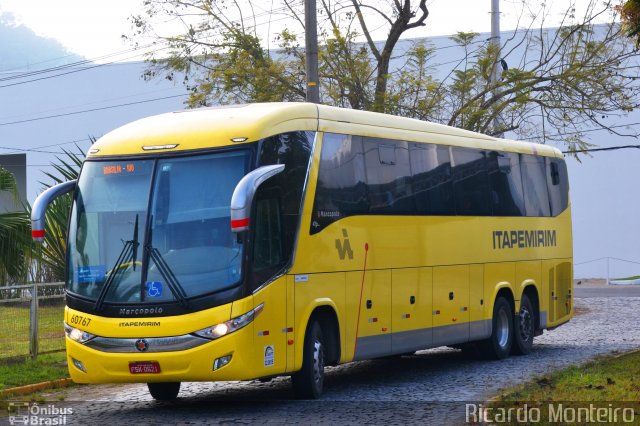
[
  {"xmin": 230, "ymin": 164, "xmax": 285, "ymax": 232},
  {"xmin": 31, "ymin": 180, "xmax": 77, "ymax": 242}
]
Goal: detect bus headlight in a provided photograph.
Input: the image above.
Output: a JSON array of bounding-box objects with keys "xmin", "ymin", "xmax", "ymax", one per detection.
[
  {"xmin": 64, "ymin": 322, "xmax": 96, "ymax": 344},
  {"xmin": 194, "ymin": 303, "xmax": 264, "ymax": 340}
]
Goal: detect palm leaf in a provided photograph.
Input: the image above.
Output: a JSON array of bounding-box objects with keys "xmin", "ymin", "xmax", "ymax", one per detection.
[{"xmin": 0, "ymin": 168, "xmax": 29, "ymax": 283}]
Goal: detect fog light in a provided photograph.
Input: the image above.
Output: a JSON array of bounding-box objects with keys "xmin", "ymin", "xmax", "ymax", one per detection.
[
  {"xmin": 71, "ymin": 357, "xmax": 86, "ymax": 373},
  {"xmin": 213, "ymin": 355, "xmax": 232, "ymax": 370}
]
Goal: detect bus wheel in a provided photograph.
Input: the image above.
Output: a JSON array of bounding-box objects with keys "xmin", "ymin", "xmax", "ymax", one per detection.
[
  {"xmin": 147, "ymin": 382, "xmax": 180, "ymax": 400},
  {"xmin": 291, "ymin": 320, "xmax": 325, "ymax": 399},
  {"xmin": 478, "ymin": 296, "xmax": 513, "ymax": 360},
  {"xmin": 512, "ymin": 293, "xmax": 535, "ymax": 355}
]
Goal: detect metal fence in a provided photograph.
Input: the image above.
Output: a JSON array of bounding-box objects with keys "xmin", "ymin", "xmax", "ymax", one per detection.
[{"xmin": 0, "ymin": 282, "xmax": 65, "ymax": 360}]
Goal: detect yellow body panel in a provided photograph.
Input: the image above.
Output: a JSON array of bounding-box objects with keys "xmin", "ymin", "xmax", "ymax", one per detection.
[
  {"xmin": 469, "ymin": 265, "xmax": 485, "ymax": 324},
  {"xmin": 391, "ymin": 268, "xmax": 433, "ymax": 334},
  {"xmin": 432, "ymin": 266, "xmax": 469, "ymax": 328},
  {"xmin": 292, "ymin": 272, "xmax": 346, "ymax": 367},
  {"xmin": 67, "ymin": 103, "xmax": 572, "ymax": 385}
]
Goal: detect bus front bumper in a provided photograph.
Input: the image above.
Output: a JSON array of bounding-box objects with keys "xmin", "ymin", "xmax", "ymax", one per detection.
[{"xmin": 65, "ymin": 326, "xmax": 257, "ymax": 384}]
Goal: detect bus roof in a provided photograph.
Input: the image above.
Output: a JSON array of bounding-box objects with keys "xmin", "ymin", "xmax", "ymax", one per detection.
[{"xmin": 88, "ymin": 102, "xmax": 561, "ymax": 158}]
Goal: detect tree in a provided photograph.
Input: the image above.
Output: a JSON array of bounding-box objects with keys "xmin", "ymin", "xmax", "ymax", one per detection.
[
  {"xmin": 127, "ymin": 0, "xmax": 640, "ymax": 153},
  {"xmin": 617, "ymin": 0, "xmax": 640, "ymax": 46},
  {"xmin": 128, "ymin": 0, "xmax": 428, "ymax": 111}
]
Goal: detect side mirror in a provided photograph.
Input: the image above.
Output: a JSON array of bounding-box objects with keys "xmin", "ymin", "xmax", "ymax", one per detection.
[
  {"xmin": 230, "ymin": 165, "xmax": 285, "ymax": 232},
  {"xmin": 31, "ymin": 180, "xmax": 76, "ymax": 243}
]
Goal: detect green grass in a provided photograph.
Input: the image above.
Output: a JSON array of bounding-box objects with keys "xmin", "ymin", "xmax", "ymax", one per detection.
[
  {"xmin": 495, "ymin": 350, "xmax": 640, "ymax": 401},
  {"xmin": 612, "ymin": 275, "xmax": 640, "ymax": 281},
  {"xmin": 488, "ymin": 350, "xmax": 640, "ymax": 424},
  {"xmin": 0, "ymin": 352, "xmax": 69, "ymax": 391},
  {"xmin": 0, "ymin": 303, "xmax": 65, "ymax": 358}
]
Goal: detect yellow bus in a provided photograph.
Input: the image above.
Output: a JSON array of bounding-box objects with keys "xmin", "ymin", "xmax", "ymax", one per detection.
[{"xmin": 32, "ymin": 103, "xmax": 572, "ymax": 400}]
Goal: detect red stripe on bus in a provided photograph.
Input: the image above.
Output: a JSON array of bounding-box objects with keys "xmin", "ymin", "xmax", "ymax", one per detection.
[
  {"xmin": 353, "ymin": 242, "xmax": 370, "ymax": 358},
  {"xmin": 231, "ymin": 218, "xmax": 249, "ymax": 229}
]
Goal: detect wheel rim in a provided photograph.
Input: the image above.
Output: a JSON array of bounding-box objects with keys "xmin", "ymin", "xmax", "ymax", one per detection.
[
  {"xmin": 519, "ymin": 305, "xmax": 532, "ymax": 342},
  {"xmin": 496, "ymin": 308, "xmax": 510, "ymax": 349},
  {"xmin": 312, "ymin": 339, "xmax": 324, "ymax": 387}
]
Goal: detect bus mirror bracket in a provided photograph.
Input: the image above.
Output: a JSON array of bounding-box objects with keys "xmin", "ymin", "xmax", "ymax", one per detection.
[
  {"xmin": 31, "ymin": 180, "xmax": 77, "ymax": 243},
  {"xmin": 230, "ymin": 164, "xmax": 285, "ymax": 233}
]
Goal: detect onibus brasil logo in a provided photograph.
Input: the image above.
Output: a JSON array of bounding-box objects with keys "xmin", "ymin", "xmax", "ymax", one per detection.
[{"xmin": 7, "ymin": 402, "xmax": 73, "ymax": 425}]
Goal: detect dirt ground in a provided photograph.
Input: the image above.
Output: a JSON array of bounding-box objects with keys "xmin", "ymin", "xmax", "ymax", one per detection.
[{"xmin": 573, "ymin": 278, "xmax": 608, "ymax": 288}]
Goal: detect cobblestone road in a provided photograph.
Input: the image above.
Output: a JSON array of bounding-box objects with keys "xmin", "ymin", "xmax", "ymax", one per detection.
[{"xmin": 5, "ymin": 296, "xmax": 640, "ymax": 425}]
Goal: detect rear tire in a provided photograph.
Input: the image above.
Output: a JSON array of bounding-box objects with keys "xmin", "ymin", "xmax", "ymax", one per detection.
[
  {"xmin": 478, "ymin": 296, "xmax": 513, "ymax": 360},
  {"xmin": 291, "ymin": 320, "xmax": 325, "ymax": 399},
  {"xmin": 147, "ymin": 382, "xmax": 180, "ymax": 400},
  {"xmin": 512, "ymin": 293, "xmax": 535, "ymax": 355}
]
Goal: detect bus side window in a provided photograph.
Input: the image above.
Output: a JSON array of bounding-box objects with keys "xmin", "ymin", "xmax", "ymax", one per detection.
[
  {"xmin": 521, "ymin": 155, "xmax": 551, "ymax": 217},
  {"xmin": 487, "ymin": 151, "xmax": 526, "ymax": 216},
  {"xmin": 451, "ymin": 147, "xmax": 491, "ymax": 215},
  {"xmin": 311, "ymin": 133, "xmax": 367, "ymax": 234},
  {"xmin": 257, "ymin": 131, "xmax": 314, "ymax": 260},
  {"xmin": 252, "ymin": 195, "xmax": 283, "ymax": 271},
  {"xmin": 364, "ymin": 138, "xmax": 414, "ymax": 214},
  {"xmin": 546, "ymin": 157, "xmax": 569, "ymax": 216},
  {"xmin": 410, "ymin": 143, "xmax": 454, "ymax": 215}
]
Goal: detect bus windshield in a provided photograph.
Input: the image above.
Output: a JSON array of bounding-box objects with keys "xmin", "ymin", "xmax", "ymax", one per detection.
[{"xmin": 67, "ymin": 150, "xmax": 251, "ymax": 305}]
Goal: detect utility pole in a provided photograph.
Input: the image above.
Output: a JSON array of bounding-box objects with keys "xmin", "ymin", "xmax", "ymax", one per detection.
[
  {"xmin": 305, "ymin": 0, "xmax": 320, "ymax": 103},
  {"xmin": 490, "ymin": 0, "xmax": 502, "ymax": 137}
]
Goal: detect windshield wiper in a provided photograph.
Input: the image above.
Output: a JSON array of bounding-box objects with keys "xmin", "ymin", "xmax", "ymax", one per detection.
[
  {"xmin": 132, "ymin": 214, "xmax": 139, "ymax": 271},
  {"xmin": 145, "ymin": 223, "xmax": 190, "ymax": 309},
  {"xmin": 94, "ymin": 214, "xmax": 139, "ymax": 311}
]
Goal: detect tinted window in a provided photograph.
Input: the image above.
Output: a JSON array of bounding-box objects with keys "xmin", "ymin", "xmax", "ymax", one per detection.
[
  {"xmin": 257, "ymin": 131, "xmax": 314, "ymax": 265},
  {"xmin": 312, "ymin": 133, "xmax": 367, "ymax": 233},
  {"xmin": 452, "ymin": 147, "xmax": 490, "ymax": 215},
  {"xmin": 521, "ymin": 155, "xmax": 551, "ymax": 217},
  {"xmin": 311, "ymin": 133, "xmax": 568, "ymax": 233},
  {"xmin": 410, "ymin": 143, "xmax": 454, "ymax": 214},
  {"xmin": 546, "ymin": 157, "xmax": 569, "ymax": 216},
  {"xmin": 487, "ymin": 151, "xmax": 526, "ymax": 216},
  {"xmin": 253, "ymin": 196, "xmax": 283, "ymax": 270},
  {"xmin": 363, "ymin": 138, "xmax": 414, "ymax": 214}
]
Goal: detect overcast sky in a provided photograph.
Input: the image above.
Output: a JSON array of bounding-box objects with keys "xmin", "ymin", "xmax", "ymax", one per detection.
[{"xmin": 0, "ymin": 0, "xmax": 615, "ymax": 62}]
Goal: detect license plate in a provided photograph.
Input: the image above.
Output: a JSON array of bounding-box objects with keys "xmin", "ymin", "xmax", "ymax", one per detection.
[{"xmin": 129, "ymin": 361, "xmax": 161, "ymax": 374}]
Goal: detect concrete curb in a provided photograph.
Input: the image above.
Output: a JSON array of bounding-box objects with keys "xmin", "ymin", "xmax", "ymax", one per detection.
[{"xmin": 1, "ymin": 378, "xmax": 73, "ymax": 397}]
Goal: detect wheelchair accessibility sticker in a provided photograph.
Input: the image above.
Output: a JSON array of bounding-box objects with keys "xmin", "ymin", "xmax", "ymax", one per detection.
[
  {"xmin": 146, "ymin": 281, "xmax": 163, "ymax": 298},
  {"xmin": 264, "ymin": 345, "xmax": 274, "ymax": 367}
]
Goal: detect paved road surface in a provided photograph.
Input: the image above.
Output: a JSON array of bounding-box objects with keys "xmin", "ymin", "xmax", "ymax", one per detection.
[
  {"xmin": 3, "ymin": 293, "xmax": 639, "ymax": 425},
  {"xmin": 574, "ymin": 285, "xmax": 640, "ymax": 298}
]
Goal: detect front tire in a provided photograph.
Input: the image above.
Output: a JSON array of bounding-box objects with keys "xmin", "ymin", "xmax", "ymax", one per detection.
[
  {"xmin": 291, "ymin": 320, "xmax": 325, "ymax": 399},
  {"xmin": 512, "ymin": 293, "xmax": 535, "ymax": 355},
  {"xmin": 478, "ymin": 296, "xmax": 513, "ymax": 360},
  {"xmin": 147, "ymin": 382, "xmax": 180, "ymax": 400}
]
